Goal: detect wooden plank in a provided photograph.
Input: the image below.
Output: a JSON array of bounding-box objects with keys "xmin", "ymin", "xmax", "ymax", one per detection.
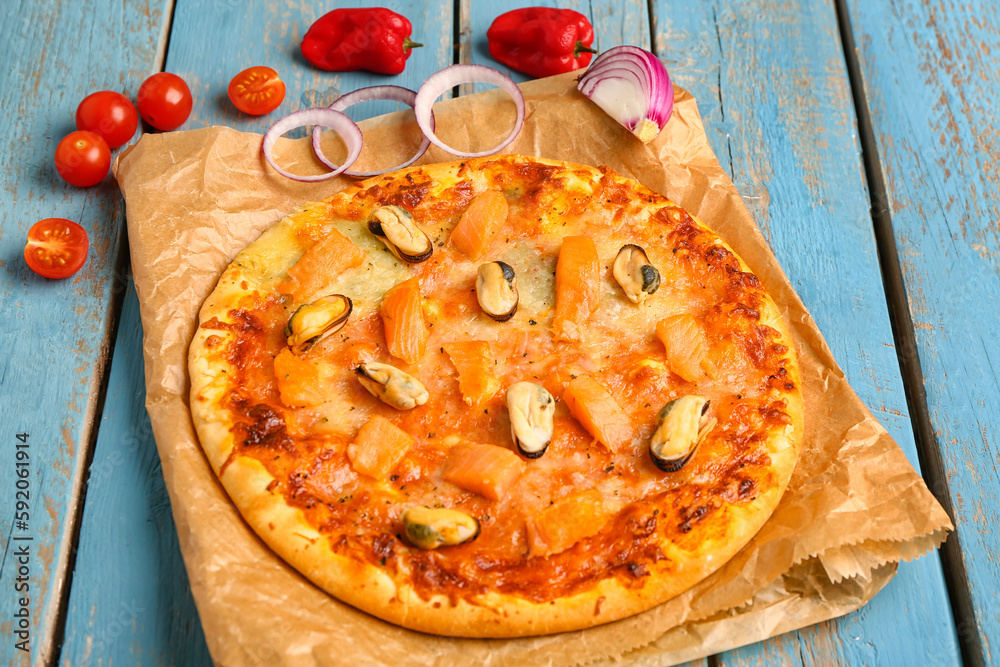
[
  {"xmin": 0, "ymin": 1, "xmax": 168, "ymax": 665},
  {"xmin": 842, "ymin": 0, "xmax": 1000, "ymax": 663},
  {"xmin": 650, "ymin": 0, "xmax": 961, "ymax": 664},
  {"xmin": 57, "ymin": 0, "xmax": 454, "ymax": 663},
  {"xmin": 59, "ymin": 281, "xmax": 212, "ymax": 667}
]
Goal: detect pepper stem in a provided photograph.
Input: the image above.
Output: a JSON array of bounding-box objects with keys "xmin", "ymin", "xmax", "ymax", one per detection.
[
  {"xmin": 574, "ymin": 41, "xmax": 598, "ymax": 58},
  {"xmin": 403, "ymin": 37, "xmax": 424, "ymax": 52}
]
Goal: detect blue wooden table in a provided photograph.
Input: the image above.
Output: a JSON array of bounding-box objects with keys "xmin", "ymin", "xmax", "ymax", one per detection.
[{"xmin": 1, "ymin": 0, "xmax": 996, "ymax": 664}]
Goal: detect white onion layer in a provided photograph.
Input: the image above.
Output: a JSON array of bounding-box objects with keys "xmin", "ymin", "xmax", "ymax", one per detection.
[
  {"xmin": 414, "ymin": 64, "xmax": 525, "ymax": 158},
  {"xmin": 578, "ymin": 46, "xmax": 674, "ymax": 143},
  {"xmin": 264, "ymin": 64, "xmax": 526, "ymax": 183},
  {"xmin": 263, "ymin": 108, "xmax": 363, "ymax": 182},
  {"xmin": 311, "ymin": 85, "xmax": 433, "ymax": 177}
]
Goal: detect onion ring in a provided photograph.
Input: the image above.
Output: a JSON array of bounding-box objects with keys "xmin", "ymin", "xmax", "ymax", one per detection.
[
  {"xmin": 311, "ymin": 85, "xmax": 434, "ymax": 178},
  {"xmin": 262, "ymin": 108, "xmax": 363, "ymax": 182},
  {"xmin": 414, "ymin": 64, "xmax": 525, "ymax": 158}
]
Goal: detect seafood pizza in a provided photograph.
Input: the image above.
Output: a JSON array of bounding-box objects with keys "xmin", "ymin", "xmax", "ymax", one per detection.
[{"xmin": 188, "ymin": 155, "xmax": 803, "ymax": 637}]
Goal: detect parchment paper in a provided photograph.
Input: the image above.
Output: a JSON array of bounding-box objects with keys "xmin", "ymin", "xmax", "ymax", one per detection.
[{"xmin": 114, "ymin": 72, "xmax": 952, "ymax": 666}]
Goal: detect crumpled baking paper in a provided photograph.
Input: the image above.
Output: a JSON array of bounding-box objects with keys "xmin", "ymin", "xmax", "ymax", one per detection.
[{"xmin": 114, "ymin": 72, "xmax": 952, "ymax": 666}]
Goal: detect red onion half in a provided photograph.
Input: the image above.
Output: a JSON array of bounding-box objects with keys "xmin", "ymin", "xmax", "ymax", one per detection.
[
  {"xmin": 414, "ymin": 64, "xmax": 525, "ymax": 158},
  {"xmin": 263, "ymin": 108, "xmax": 363, "ymax": 182},
  {"xmin": 577, "ymin": 46, "xmax": 674, "ymax": 143},
  {"xmin": 311, "ymin": 85, "xmax": 434, "ymax": 177}
]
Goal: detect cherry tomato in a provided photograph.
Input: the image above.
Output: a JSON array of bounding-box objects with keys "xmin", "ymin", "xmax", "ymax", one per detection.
[
  {"xmin": 75, "ymin": 91, "xmax": 138, "ymax": 148},
  {"xmin": 228, "ymin": 66, "xmax": 286, "ymax": 116},
  {"xmin": 54, "ymin": 131, "xmax": 111, "ymax": 187},
  {"xmin": 136, "ymin": 72, "xmax": 193, "ymax": 131},
  {"xmin": 24, "ymin": 218, "xmax": 90, "ymax": 279}
]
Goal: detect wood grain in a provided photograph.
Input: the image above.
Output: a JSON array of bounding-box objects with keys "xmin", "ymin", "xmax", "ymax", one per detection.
[
  {"xmin": 651, "ymin": 0, "xmax": 961, "ymax": 664},
  {"xmin": 0, "ymin": 1, "xmax": 167, "ymax": 665},
  {"xmin": 59, "ymin": 281, "xmax": 211, "ymax": 667},
  {"xmin": 843, "ymin": 0, "xmax": 1000, "ymax": 662},
  {"xmin": 50, "ymin": 0, "xmax": 978, "ymax": 664}
]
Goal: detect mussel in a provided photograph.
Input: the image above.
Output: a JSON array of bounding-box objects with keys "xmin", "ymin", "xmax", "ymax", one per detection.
[
  {"xmin": 648, "ymin": 395, "xmax": 716, "ymax": 472},
  {"xmin": 355, "ymin": 362, "xmax": 429, "ymax": 410},
  {"xmin": 284, "ymin": 294, "xmax": 353, "ymax": 355},
  {"xmin": 368, "ymin": 205, "xmax": 433, "ymax": 263},
  {"xmin": 401, "ymin": 506, "xmax": 480, "ymax": 549},
  {"xmin": 476, "ymin": 261, "xmax": 519, "ymax": 322},
  {"xmin": 506, "ymin": 382, "xmax": 555, "ymax": 458},
  {"xmin": 613, "ymin": 244, "xmax": 661, "ymax": 305}
]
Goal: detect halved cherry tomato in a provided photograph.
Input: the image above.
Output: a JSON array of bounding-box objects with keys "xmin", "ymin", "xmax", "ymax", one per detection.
[
  {"xmin": 228, "ymin": 66, "xmax": 286, "ymax": 116},
  {"xmin": 76, "ymin": 91, "xmax": 138, "ymax": 148},
  {"xmin": 136, "ymin": 72, "xmax": 193, "ymax": 131},
  {"xmin": 24, "ymin": 218, "xmax": 89, "ymax": 279},
  {"xmin": 54, "ymin": 131, "xmax": 111, "ymax": 187}
]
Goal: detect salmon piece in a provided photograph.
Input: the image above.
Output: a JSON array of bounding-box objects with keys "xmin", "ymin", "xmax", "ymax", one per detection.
[
  {"xmin": 525, "ymin": 489, "xmax": 607, "ymax": 558},
  {"xmin": 274, "ymin": 348, "xmax": 326, "ymax": 408},
  {"xmin": 277, "ymin": 228, "xmax": 366, "ymax": 299},
  {"xmin": 381, "ymin": 277, "xmax": 428, "ymax": 364},
  {"xmin": 551, "ymin": 236, "xmax": 601, "ymax": 342},
  {"xmin": 304, "ymin": 462, "xmax": 358, "ymax": 505},
  {"xmin": 562, "ymin": 375, "xmax": 633, "ymax": 452},
  {"xmin": 443, "ymin": 340, "xmax": 501, "ymax": 406},
  {"xmin": 441, "ymin": 443, "xmax": 526, "ymax": 501},
  {"xmin": 347, "ymin": 415, "xmax": 415, "ymax": 479},
  {"xmin": 656, "ymin": 314, "xmax": 718, "ymax": 382},
  {"xmin": 449, "ymin": 189, "xmax": 509, "ymax": 260}
]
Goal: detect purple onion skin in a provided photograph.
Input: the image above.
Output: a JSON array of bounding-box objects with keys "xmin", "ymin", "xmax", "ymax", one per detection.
[{"xmin": 578, "ymin": 45, "xmax": 674, "ymax": 143}]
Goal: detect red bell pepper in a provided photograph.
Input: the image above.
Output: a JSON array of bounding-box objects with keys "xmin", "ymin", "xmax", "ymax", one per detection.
[
  {"xmin": 301, "ymin": 8, "xmax": 422, "ymax": 75},
  {"xmin": 487, "ymin": 7, "xmax": 597, "ymax": 78}
]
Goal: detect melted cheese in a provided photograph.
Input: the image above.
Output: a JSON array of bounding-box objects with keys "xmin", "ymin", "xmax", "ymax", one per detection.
[{"xmin": 205, "ymin": 157, "xmax": 801, "ymax": 607}]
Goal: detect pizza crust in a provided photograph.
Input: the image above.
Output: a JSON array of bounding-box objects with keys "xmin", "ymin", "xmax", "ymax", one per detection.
[{"xmin": 189, "ymin": 155, "xmax": 804, "ymax": 637}]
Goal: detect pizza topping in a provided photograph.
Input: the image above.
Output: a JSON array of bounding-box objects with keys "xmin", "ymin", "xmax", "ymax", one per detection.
[
  {"xmin": 525, "ymin": 489, "xmax": 608, "ymax": 558},
  {"xmin": 656, "ymin": 314, "xmax": 717, "ymax": 382},
  {"xmin": 450, "ymin": 189, "xmax": 509, "ymax": 260},
  {"xmin": 278, "ymin": 229, "xmax": 365, "ymax": 299},
  {"xmin": 443, "ymin": 341, "xmax": 501, "ymax": 406},
  {"xmin": 441, "ymin": 443, "xmax": 526, "ymax": 501},
  {"xmin": 506, "ymin": 382, "xmax": 555, "ymax": 459},
  {"xmin": 284, "ymin": 294, "xmax": 353, "ymax": 356},
  {"xmin": 347, "ymin": 415, "xmax": 415, "ymax": 478},
  {"xmin": 648, "ymin": 395, "xmax": 716, "ymax": 473},
  {"xmin": 381, "ymin": 277, "xmax": 429, "ymax": 363},
  {"xmin": 562, "ymin": 375, "xmax": 634, "ymax": 452},
  {"xmin": 552, "ymin": 236, "xmax": 601, "ymax": 342},
  {"xmin": 368, "ymin": 205, "xmax": 433, "ymax": 263},
  {"xmin": 355, "ymin": 362, "xmax": 429, "ymax": 410},
  {"xmin": 613, "ymin": 244, "xmax": 661, "ymax": 305},
  {"xmin": 476, "ymin": 261, "xmax": 519, "ymax": 322},
  {"xmin": 274, "ymin": 348, "xmax": 328, "ymax": 407},
  {"xmin": 401, "ymin": 506, "xmax": 480, "ymax": 550}
]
